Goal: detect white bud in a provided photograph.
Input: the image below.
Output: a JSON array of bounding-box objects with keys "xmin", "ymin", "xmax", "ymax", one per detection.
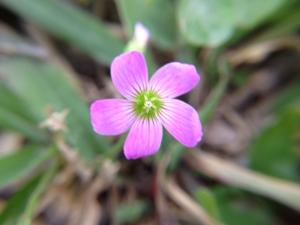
[
  {"xmin": 133, "ymin": 22, "xmax": 150, "ymax": 49},
  {"xmin": 125, "ymin": 22, "xmax": 150, "ymax": 52}
]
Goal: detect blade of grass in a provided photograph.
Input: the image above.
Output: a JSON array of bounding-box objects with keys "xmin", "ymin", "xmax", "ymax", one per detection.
[
  {"xmin": 0, "ymin": 56, "xmax": 110, "ymax": 160},
  {"xmin": 194, "ymin": 188, "xmax": 222, "ymax": 220},
  {"xmin": 0, "ymin": 82, "xmax": 48, "ymax": 142},
  {"xmin": 0, "ymin": 175, "xmax": 42, "ymax": 224},
  {"xmin": 0, "ymin": 145, "xmax": 53, "ymax": 189},
  {"xmin": 1, "ymin": 0, "xmax": 124, "ymax": 64},
  {"xmin": 17, "ymin": 161, "xmax": 58, "ymax": 225}
]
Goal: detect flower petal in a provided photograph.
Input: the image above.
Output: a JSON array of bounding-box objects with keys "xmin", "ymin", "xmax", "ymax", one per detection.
[
  {"xmin": 124, "ymin": 119, "xmax": 162, "ymax": 159},
  {"xmin": 159, "ymin": 99, "xmax": 202, "ymax": 147},
  {"xmin": 90, "ymin": 99, "xmax": 135, "ymax": 135},
  {"xmin": 111, "ymin": 51, "xmax": 148, "ymax": 99},
  {"xmin": 149, "ymin": 62, "xmax": 200, "ymax": 98}
]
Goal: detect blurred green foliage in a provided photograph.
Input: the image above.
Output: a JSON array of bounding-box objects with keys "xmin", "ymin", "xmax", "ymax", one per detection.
[
  {"xmin": 116, "ymin": 0, "xmax": 176, "ymax": 49},
  {"xmin": 0, "ymin": 57, "xmax": 109, "ymax": 160},
  {"xmin": 178, "ymin": 0, "xmax": 286, "ymax": 46},
  {"xmin": 0, "ymin": 0, "xmax": 299, "ymax": 224},
  {"xmin": 0, "ymin": 145, "xmax": 53, "ymax": 189},
  {"xmin": 0, "ymin": 175, "xmax": 43, "ymax": 225},
  {"xmin": 0, "ymin": 83, "xmax": 47, "ymax": 142},
  {"xmin": 2, "ymin": 0, "xmax": 124, "ymax": 64},
  {"xmin": 113, "ymin": 200, "xmax": 149, "ymax": 223},
  {"xmin": 250, "ymin": 83, "xmax": 300, "ymax": 181},
  {"xmin": 214, "ymin": 188, "xmax": 276, "ymax": 225},
  {"xmin": 194, "ymin": 188, "xmax": 222, "ymax": 219},
  {"xmin": 195, "ymin": 187, "xmax": 277, "ymax": 225}
]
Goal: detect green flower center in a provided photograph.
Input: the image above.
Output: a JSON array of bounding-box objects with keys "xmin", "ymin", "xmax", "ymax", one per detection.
[{"xmin": 133, "ymin": 90, "xmax": 163, "ymax": 119}]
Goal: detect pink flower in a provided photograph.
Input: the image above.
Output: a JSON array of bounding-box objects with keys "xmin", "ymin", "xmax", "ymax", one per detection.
[{"xmin": 90, "ymin": 51, "xmax": 203, "ymax": 159}]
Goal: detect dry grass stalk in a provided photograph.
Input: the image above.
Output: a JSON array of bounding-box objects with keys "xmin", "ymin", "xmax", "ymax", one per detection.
[{"xmin": 185, "ymin": 150, "xmax": 300, "ymax": 212}]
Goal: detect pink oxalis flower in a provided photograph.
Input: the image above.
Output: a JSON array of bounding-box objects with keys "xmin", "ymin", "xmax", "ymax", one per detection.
[{"xmin": 90, "ymin": 51, "xmax": 203, "ymax": 159}]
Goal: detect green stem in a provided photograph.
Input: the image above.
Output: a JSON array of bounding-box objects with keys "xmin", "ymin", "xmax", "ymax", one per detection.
[
  {"xmin": 107, "ymin": 135, "xmax": 126, "ymax": 159},
  {"xmin": 199, "ymin": 60, "xmax": 231, "ymax": 123}
]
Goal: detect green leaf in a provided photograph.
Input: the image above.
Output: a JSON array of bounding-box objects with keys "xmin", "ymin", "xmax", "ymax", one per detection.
[
  {"xmin": 1, "ymin": 0, "xmax": 124, "ymax": 64},
  {"xmin": 250, "ymin": 81, "xmax": 300, "ymax": 181},
  {"xmin": 255, "ymin": 6, "xmax": 300, "ymax": 41},
  {"xmin": 271, "ymin": 81, "xmax": 300, "ymax": 113},
  {"xmin": 250, "ymin": 107, "xmax": 300, "ymax": 181},
  {"xmin": 0, "ymin": 175, "xmax": 42, "ymax": 225},
  {"xmin": 114, "ymin": 200, "xmax": 149, "ymax": 223},
  {"xmin": 0, "ymin": 56, "xmax": 110, "ymax": 160},
  {"xmin": 0, "ymin": 82, "xmax": 47, "ymax": 142},
  {"xmin": 116, "ymin": 0, "xmax": 176, "ymax": 49},
  {"xmin": 177, "ymin": 0, "xmax": 287, "ymax": 46},
  {"xmin": 0, "ymin": 145, "xmax": 52, "ymax": 189},
  {"xmin": 0, "ymin": 164, "xmax": 56, "ymax": 225},
  {"xmin": 16, "ymin": 162, "xmax": 57, "ymax": 225},
  {"xmin": 231, "ymin": 0, "xmax": 285, "ymax": 29},
  {"xmin": 194, "ymin": 188, "xmax": 222, "ymax": 219},
  {"xmin": 213, "ymin": 187, "xmax": 276, "ymax": 225},
  {"xmin": 177, "ymin": 0, "xmax": 235, "ymax": 46}
]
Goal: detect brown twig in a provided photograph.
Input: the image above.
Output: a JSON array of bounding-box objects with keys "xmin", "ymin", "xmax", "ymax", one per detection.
[
  {"xmin": 162, "ymin": 178, "xmax": 225, "ymax": 225},
  {"xmin": 157, "ymin": 152, "xmax": 224, "ymax": 225}
]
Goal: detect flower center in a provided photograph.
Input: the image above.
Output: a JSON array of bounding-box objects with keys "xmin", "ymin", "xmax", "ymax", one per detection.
[{"xmin": 133, "ymin": 90, "xmax": 163, "ymax": 119}]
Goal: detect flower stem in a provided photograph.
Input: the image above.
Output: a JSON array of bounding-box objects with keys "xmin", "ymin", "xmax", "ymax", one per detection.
[{"xmin": 199, "ymin": 59, "xmax": 231, "ymax": 123}]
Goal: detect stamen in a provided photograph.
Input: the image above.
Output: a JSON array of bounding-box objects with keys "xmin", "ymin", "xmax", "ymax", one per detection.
[{"xmin": 133, "ymin": 90, "xmax": 163, "ymax": 119}]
